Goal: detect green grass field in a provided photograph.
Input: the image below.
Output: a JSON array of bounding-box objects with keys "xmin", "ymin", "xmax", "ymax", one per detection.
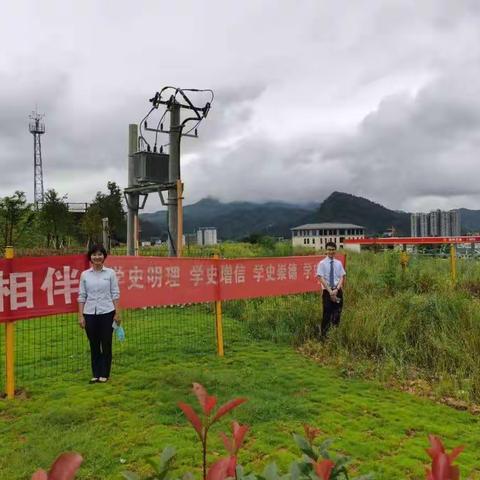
[
  {"xmin": 1, "ymin": 248, "xmax": 480, "ymax": 479},
  {"xmin": 0, "ymin": 310, "xmax": 479, "ymax": 479}
]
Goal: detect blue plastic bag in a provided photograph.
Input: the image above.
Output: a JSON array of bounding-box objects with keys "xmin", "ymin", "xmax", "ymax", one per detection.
[
  {"xmin": 112, "ymin": 321, "xmax": 125, "ymax": 341},
  {"xmin": 115, "ymin": 325, "xmax": 125, "ymax": 341}
]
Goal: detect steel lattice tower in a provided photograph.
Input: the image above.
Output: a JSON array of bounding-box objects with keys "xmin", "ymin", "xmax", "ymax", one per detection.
[{"xmin": 29, "ymin": 110, "xmax": 45, "ymax": 206}]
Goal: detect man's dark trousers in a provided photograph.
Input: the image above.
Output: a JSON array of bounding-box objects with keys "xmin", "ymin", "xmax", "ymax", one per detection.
[
  {"xmin": 320, "ymin": 289, "xmax": 343, "ymax": 339},
  {"xmin": 84, "ymin": 311, "xmax": 115, "ymax": 378}
]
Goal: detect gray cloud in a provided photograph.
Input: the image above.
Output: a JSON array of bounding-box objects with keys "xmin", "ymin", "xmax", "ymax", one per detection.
[{"xmin": 320, "ymin": 66, "xmax": 480, "ymax": 209}]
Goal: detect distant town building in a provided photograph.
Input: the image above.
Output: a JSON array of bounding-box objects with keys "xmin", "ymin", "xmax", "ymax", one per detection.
[
  {"xmin": 410, "ymin": 213, "xmax": 419, "ymax": 237},
  {"xmin": 382, "ymin": 226, "xmax": 397, "ymax": 237},
  {"xmin": 450, "ymin": 210, "xmax": 461, "ymax": 236},
  {"xmin": 291, "ymin": 223, "xmax": 365, "ymax": 251},
  {"xmin": 410, "ymin": 209, "xmax": 461, "ymax": 237},
  {"xmin": 197, "ymin": 227, "xmax": 218, "ymax": 246},
  {"xmin": 439, "ymin": 211, "xmax": 451, "ymax": 236},
  {"xmin": 420, "ymin": 213, "xmax": 430, "ymax": 237},
  {"xmin": 429, "ymin": 210, "xmax": 440, "ymax": 237}
]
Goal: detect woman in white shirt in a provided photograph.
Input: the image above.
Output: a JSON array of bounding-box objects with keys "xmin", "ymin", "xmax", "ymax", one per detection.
[{"xmin": 78, "ymin": 244, "xmax": 120, "ymax": 384}]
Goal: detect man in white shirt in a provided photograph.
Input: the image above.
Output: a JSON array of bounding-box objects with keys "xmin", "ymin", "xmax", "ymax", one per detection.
[{"xmin": 316, "ymin": 241, "xmax": 346, "ymax": 339}]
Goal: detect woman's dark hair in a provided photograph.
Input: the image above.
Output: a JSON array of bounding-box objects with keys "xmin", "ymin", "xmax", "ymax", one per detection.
[{"xmin": 87, "ymin": 244, "xmax": 108, "ymax": 261}]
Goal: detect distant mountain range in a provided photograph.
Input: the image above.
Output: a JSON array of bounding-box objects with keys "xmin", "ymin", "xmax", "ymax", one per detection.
[
  {"xmin": 457, "ymin": 208, "xmax": 480, "ymax": 234},
  {"xmin": 140, "ymin": 198, "xmax": 316, "ymax": 240},
  {"xmin": 139, "ymin": 192, "xmax": 480, "ymax": 241},
  {"xmin": 314, "ymin": 192, "xmax": 411, "ymax": 235}
]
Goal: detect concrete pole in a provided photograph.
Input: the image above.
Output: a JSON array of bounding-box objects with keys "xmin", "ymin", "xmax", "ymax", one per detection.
[
  {"xmin": 102, "ymin": 217, "xmax": 109, "ymax": 252},
  {"xmin": 136, "ymin": 215, "xmax": 141, "ymax": 253},
  {"xmin": 127, "ymin": 124, "xmax": 139, "ymax": 256},
  {"xmin": 176, "ymin": 179, "xmax": 183, "ymax": 257},
  {"xmin": 168, "ymin": 102, "xmax": 181, "ymax": 257}
]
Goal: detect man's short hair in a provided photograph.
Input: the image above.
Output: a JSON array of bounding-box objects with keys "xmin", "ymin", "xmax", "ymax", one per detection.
[
  {"xmin": 87, "ymin": 244, "xmax": 108, "ymax": 261},
  {"xmin": 325, "ymin": 241, "xmax": 337, "ymax": 250}
]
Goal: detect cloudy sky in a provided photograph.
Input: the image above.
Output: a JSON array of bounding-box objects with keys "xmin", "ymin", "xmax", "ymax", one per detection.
[{"xmin": 1, "ymin": 0, "xmax": 480, "ymax": 212}]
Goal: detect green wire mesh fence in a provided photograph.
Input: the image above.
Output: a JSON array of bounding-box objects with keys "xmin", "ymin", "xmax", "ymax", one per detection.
[
  {"xmin": 3, "ymin": 248, "xmax": 478, "ymax": 395},
  {"xmin": 8, "ymin": 304, "xmax": 218, "ymax": 386},
  {"xmin": 0, "ymin": 291, "xmax": 324, "ymax": 392}
]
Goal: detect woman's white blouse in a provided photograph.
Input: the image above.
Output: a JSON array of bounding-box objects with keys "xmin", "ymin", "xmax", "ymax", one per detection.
[{"xmin": 77, "ymin": 267, "xmax": 120, "ymax": 314}]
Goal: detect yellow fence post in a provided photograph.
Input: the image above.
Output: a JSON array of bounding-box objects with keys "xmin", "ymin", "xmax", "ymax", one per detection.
[
  {"xmin": 400, "ymin": 248, "xmax": 409, "ymax": 272},
  {"xmin": 450, "ymin": 243, "xmax": 457, "ymax": 285},
  {"xmin": 4, "ymin": 246, "xmax": 15, "ymax": 399},
  {"xmin": 213, "ymin": 254, "xmax": 224, "ymax": 356}
]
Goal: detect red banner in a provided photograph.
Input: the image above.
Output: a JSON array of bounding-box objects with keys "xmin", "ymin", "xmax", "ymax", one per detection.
[
  {"xmin": 0, "ymin": 254, "xmax": 345, "ymax": 322},
  {"xmin": 0, "ymin": 255, "xmax": 88, "ymax": 322},
  {"xmin": 218, "ymin": 257, "xmax": 324, "ymax": 301},
  {"xmin": 106, "ymin": 257, "xmax": 219, "ymax": 309}
]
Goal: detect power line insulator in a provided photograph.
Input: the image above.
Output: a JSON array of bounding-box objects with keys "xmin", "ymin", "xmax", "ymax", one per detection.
[{"xmin": 203, "ymin": 102, "xmax": 211, "ymax": 118}]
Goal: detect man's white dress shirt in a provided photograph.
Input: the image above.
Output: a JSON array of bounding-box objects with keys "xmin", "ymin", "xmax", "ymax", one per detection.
[{"xmin": 316, "ymin": 257, "xmax": 346, "ymax": 289}]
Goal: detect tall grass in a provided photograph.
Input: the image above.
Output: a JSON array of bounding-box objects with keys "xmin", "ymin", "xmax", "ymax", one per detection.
[
  {"xmin": 224, "ymin": 293, "xmax": 321, "ymax": 345},
  {"xmin": 226, "ymin": 250, "xmax": 480, "ymax": 402}
]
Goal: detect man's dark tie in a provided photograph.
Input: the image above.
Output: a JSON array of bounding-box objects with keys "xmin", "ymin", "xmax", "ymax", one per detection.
[{"xmin": 329, "ymin": 259, "xmax": 335, "ymax": 288}]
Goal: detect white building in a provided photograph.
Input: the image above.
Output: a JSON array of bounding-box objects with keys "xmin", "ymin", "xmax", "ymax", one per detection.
[
  {"xmin": 291, "ymin": 223, "xmax": 365, "ymax": 251},
  {"xmin": 197, "ymin": 227, "xmax": 218, "ymax": 246}
]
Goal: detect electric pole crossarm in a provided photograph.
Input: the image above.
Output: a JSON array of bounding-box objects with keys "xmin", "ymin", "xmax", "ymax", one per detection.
[
  {"xmin": 124, "ymin": 182, "xmax": 176, "ymax": 195},
  {"xmin": 150, "ymin": 93, "xmax": 201, "ymax": 111},
  {"xmin": 143, "ymin": 125, "xmax": 198, "ymax": 138},
  {"xmin": 152, "ymin": 98, "xmax": 200, "ymax": 112},
  {"xmin": 149, "ymin": 89, "xmax": 211, "ymax": 118}
]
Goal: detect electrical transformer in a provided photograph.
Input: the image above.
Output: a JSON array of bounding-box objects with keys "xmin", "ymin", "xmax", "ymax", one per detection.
[{"xmin": 131, "ymin": 152, "xmax": 170, "ymax": 185}]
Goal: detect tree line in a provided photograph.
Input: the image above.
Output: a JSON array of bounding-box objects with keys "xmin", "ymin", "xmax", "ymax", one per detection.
[{"xmin": 0, "ymin": 182, "xmax": 126, "ymax": 251}]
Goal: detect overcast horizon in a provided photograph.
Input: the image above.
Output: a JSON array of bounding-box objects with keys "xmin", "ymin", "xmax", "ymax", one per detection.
[{"xmin": 1, "ymin": 1, "xmax": 480, "ymax": 213}]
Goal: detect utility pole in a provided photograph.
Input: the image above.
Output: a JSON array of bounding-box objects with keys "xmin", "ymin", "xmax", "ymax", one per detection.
[
  {"xmin": 102, "ymin": 217, "xmax": 109, "ymax": 252},
  {"xmin": 126, "ymin": 87, "xmax": 213, "ymax": 257},
  {"xmin": 127, "ymin": 124, "xmax": 139, "ymax": 256},
  {"xmin": 168, "ymin": 101, "xmax": 181, "ymax": 256}
]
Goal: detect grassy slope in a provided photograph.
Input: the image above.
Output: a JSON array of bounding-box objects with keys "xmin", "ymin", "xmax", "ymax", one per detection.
[{"xmin": 0, "ymin": 339, "xmax": 479, "ymax": 479}]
